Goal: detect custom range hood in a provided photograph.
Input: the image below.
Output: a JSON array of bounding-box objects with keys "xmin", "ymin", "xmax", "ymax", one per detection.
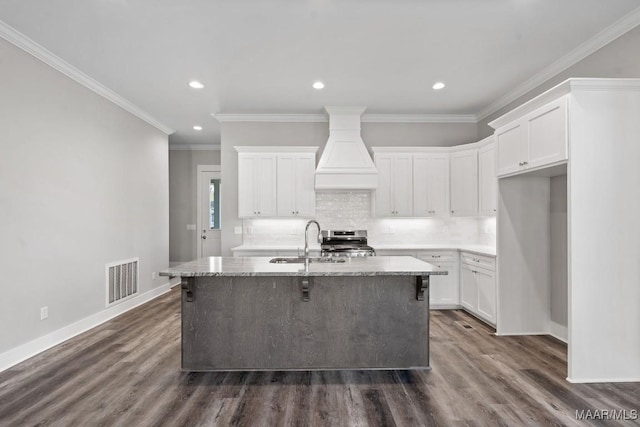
[{"xmin": 315, "ymin": 106, "xmax": 378, "ymax": 190}]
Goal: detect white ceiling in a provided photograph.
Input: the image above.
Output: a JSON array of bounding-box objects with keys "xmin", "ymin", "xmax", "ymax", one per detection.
[{"xmin": 1, "ymin": 0, "xmax": 640, "ymax": 145}]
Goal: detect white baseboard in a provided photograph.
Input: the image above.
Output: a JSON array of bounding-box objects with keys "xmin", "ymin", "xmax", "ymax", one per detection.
[
  {"xmin": 548, "ymin": 321, "xmax": 568, "ymax": 343},
  {"xmin": 495, "ymin": 330, "xmax": 550, "ymax": 337},
  {"xmin": 430, "ymin": 304, "xmax": 461, "ymax": 310},
  {"xmin": 0, "ymin": 281, "xmax": 173, "ymax": 373},
  {"xmin": 567, "ymin": 376, "xmax": 640, "ymax": 383}
]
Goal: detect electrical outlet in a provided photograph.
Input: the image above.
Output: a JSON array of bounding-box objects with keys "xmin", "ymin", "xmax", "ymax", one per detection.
[
  {"xmin": 152, "ymin": 272, "xmax": 157, "ymax": 280},
  {"xmin": 40, "ymin": 306, "xmax": 48, "ymax": 320},
  {"xmin": 386, "ymin": 226, "xmax": 395, "ymax": 234},
  {"xmin": 234, "ymin": 226, "xmax": 242, "ymax": 235},
  {"xmin": 186, "ymin": 224, "xmax": 196, "ymax": 231},
  {"xmin": 246, "ymin": 227, "xmax": 254, "ymax": 235}
]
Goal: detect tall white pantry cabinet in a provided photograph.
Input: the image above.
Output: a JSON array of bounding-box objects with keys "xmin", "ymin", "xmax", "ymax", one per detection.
[{"xmin": 489, "ymin": 78, "xmax": 640, "ymax": 383}]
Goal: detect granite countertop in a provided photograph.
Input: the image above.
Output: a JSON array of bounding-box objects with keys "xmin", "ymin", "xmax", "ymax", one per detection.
[
  {"xmin": 231, "ymin": 243, "xmax": 496, "ymax": 257},
  {"xmin": 160, "ymin": 256, "xmax": 446, "ymax": 277}
]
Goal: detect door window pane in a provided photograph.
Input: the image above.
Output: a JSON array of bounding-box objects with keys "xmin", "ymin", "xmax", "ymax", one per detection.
[{"xmin": 209, "ymin": 179, "xmax": 221, "ymax": 229}]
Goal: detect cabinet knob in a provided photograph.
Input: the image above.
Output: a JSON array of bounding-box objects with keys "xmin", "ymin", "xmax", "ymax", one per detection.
[
  {"xmin": 258, "ymin": 211, "xmax": 261, "ymax": 215},
  {"xmin": 292, "ymin": 211, "xmax": 295, "ymax": 214},
  {"xmin": 451, "ymin": 210, "xmax": 454, "ymax": 213},
  {"xmin": 296, "ymin": 211, "xmax": 299, "ymax": 214}
]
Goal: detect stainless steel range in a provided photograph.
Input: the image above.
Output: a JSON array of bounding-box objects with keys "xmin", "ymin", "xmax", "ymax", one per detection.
[{"xmin": 320, "ymin": 230, "xmax": 376, "ymax": 257}]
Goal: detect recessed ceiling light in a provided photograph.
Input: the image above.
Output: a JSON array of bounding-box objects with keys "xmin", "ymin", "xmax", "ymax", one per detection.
[
  {"xmin": 193, "ymin": 125, "xmax": 203, "ymax": 131},
  {"xmin": 432, "ymin": 82, "xmax": 446, "ymax": 90},
  {"xmin": 312, "ymin": 81, "xmax": 325, "ymax": 90},
  {"xmin": 189, "ymin": 80, "xmax": 204, "ymax": 89}
]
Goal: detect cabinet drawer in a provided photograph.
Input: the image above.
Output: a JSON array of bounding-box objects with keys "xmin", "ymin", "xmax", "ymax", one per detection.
[
  {"xmin": 416, "ymin": 251, "xmax": 458, "ymax": 263},
  {"xmin": 460, "ymin": 252, "xmax": 495, "ymax": 271}
]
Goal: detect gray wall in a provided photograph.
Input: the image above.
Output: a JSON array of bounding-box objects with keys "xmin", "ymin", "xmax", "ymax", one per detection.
[
  {"xmin": 169, "ymin": 149, "xmax": 221, "ymax": 263},
  {"xmin": 0, "ymin": 38, "xmax": 170, "ymax": 354},
  {"xmin": 550, "ymin": 175, "xmax": 568, "ymax": 328},
  {"xmin": 478, "ymin": 25, "xmax": 640, "ymax": 138},
  {"xmin": 220, "ymin": 121, "xmax": 479, "ymax": 255}
]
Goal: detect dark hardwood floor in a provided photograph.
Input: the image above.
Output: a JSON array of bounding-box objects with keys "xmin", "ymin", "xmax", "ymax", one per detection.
[{"xmin": 1, "ymin": 287, "xmax": 638, "ymax": 426}]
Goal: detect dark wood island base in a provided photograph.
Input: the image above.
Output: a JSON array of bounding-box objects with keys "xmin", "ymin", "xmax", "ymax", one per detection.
[{"xmin": 162, "ymin": 256, "xmax": 445, "ymax": 372}]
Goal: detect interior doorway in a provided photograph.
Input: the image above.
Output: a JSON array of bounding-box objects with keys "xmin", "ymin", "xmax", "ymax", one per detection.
[{"xmin": 197, "ymin": 165, "xmax": 222, "ymax": 257}]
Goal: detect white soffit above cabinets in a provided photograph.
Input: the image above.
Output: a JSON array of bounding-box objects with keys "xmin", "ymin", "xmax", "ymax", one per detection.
[{"xmin": 1, "ymin": 1, "xmax": 640, "ymax": 145}]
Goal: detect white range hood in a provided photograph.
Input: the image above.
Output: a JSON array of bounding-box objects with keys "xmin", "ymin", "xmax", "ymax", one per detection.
[{"xmin": 315, "ymin": 106, "xmax": 378, "ymax": 190}]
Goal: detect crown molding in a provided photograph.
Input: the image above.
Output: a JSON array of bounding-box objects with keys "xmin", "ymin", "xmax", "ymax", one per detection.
[
  {"xmin": 234, "ymin": 146, "xmax": 318, "ymax": 153},
  {"xmin": 0, "ymin": 20, "xmax": 174, "ymax": 135},
  {"xmin": 362, "ymin": 114, "xmax": 477, "ymax": 123},
  {"xmin": 213, "ymin": 113, "xmax": 327, "ymax": 123},
  {"xmin": 169, "ymin": 144, "xmax": 221, "ymax": 151},
  {"xmin": 213, "ymin": 112, "xmax": 476, "ymax": 123},
  {"xmin": 476, "ymin": 6, "xmax": 640, "ymax": 121}
]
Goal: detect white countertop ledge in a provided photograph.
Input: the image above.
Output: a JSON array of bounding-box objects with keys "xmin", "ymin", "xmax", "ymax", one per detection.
[{"xmin": 160, "ymin": 256, "xmax": 446, "ymax": 277}]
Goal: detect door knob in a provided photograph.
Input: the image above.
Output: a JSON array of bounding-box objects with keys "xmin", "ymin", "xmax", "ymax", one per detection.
[{"xmin": 201, "ymin": 235, "xmax": 207, "ymax": 240}]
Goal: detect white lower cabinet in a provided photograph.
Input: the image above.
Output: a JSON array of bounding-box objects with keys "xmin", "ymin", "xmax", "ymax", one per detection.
[
  {"xmin": 460, "ymin": 265, "xmax": 478, "ymax": 312},
  {"xmin": 415, "ymin": 251, "xmax": 458, "ymax": 307},
  {"xmin": 460, "ymin": 252, "xmax": 496, "ymax": 325}
]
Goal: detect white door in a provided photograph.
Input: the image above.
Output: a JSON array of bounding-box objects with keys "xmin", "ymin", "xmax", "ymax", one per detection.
[
  {"xmin": 476, "ymin": 268, "xmax": 496, "ymax": 324},
  {"xmin": 478, "ymin": 143, "xmax": 497, "ymax": 216},
  {"xmin": 197, "ymin": 166, "xmax": 222, "ymax": 257},
  {"xmin": 526, "ymin": 96, "xmax": 568, "ymax": 169},
  {"xmin": 374, "ymin": 154, "xmax": 394, "ymax": 216},
  {"xmin": 255, "ymin": 154, "xmax": 277, "ymax": 217},
  {"xmin": 393, "ymin": 154, "xmax": 413, "ymax": 216},
  {"xmin": 450, "ymin": 149, "xmax": 478, "ymax": 216},
  {"xmin": 460, "ymin": 265, "xmax": 477, "ymax": 312},
  {"xmin": 295, "ymin": 154, "xmax": 316, "ymax": 217},
  {"xmin": 412, "ymin": 154, "xmax": 429, "ymax": 217},
  {"xmin": 495, "ymin": 122, "xmax": 524, "ymax": 176},
  {"xmin": 276, "ymin": 154, "xmax": 296, "ymax": 216},
  {"xmin": 237, "ymin": 154, "xmax": 257, "ymax": 217},
  {"xmin": 427, "ymin": 154, "xmax": 450, "ymax": 216}
]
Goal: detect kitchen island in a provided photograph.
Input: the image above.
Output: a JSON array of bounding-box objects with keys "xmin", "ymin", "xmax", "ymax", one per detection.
[{"xmin": 160, "ymin": 256, "xmax": 445, "ymax": 371}]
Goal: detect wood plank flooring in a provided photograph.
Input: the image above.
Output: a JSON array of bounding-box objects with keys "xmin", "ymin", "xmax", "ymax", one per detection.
[{"xmin": 1, "ymin": 287, "xmax": 638, "ymax": 426}]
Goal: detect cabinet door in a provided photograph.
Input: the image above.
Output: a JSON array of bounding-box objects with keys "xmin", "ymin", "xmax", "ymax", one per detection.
[
  {"xmin": 276, "ymin": 154, "xmax": 296, "ymax": 217},
  {"xmin": 255, "ymin": 154, "xmax": 277, "ymax": 216},
  {"xmin": 412, "ymin": 155, "xmax": 430, "ymax": 217},
  {"xmin": 478, "ymin": 143, "xmax": 497, "ymax": 216},
  {"xmin": 526, "ymin": 96, "xmax": 568, "ymax": 169},
  {"xmin": 428, "ymin": 262, "xmax": 459, "ymax": 306},
  {"xmin": 475, "ymin": 267, "xmax": 496, "ymax": 324},
  {"xmin": 460, "ymin": 265, "xmax": 478, "ymax": 312},
  {"xmin": 375, "ymin": 154, "xmax": 394, "ymax": 217},
  {"xmin": 427, "ymin": 154, "xmax": 450, "ymax": 216},
  {"xmin": 294, "ymin": 154, "xmax": 316, "ymax": 217},
  {"xmin": 238, "ymin": 154, "xmax": 257, "ymax": 217},
  {"xmin": 393, "ymin": 154, "xmax": 413, "ymax": 216},
  {"xmin": 495, "ymin": 122, "xmax": 524, "ymax": 176},
  {"xmin": 450, "ymin": 149, "xmax": 478, "ymax": 216}
]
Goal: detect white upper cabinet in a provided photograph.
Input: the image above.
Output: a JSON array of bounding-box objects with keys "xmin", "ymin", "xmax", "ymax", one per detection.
[
  {"xmin": 277, "ymin": 153, "xmax": 316, "ymax": 217},
  {"xmin": 495, "ymin": 95, "xmax": 568, "ymax": 177},
  {"xmin": 238, "ymin": 153, "xmax": 277, "ymax": 217},
  {"xmin": 237, "ymin": 147, "xmax": 317, "ymax": 218},
  {"xmin": 413, "ymin": 153, "xmax": 450, "ymax": 217},
  {"xmin": 450, "ymin": 149, "xmax": 478, "ymax": 216},
  {"xmin": 374, "ymin": 152, "xmax": 413, "ymax": 217},
  {"xmin": 478, "ymin": 140, "xmax": 497, "ymax": 216},
  {"xmin": 527, "ymin": 96, "xmax": 568, "ymax": 169}
]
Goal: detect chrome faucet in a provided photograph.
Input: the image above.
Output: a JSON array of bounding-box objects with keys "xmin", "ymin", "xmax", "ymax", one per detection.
[{"xmin": 304, "ymin": 220, "xmax": 321, "ymax": 258}]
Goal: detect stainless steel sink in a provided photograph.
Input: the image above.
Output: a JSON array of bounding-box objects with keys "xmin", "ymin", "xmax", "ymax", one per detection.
[{"xmin": 269, "ymin": 257, "xmax": 346, "ymax": 264}]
